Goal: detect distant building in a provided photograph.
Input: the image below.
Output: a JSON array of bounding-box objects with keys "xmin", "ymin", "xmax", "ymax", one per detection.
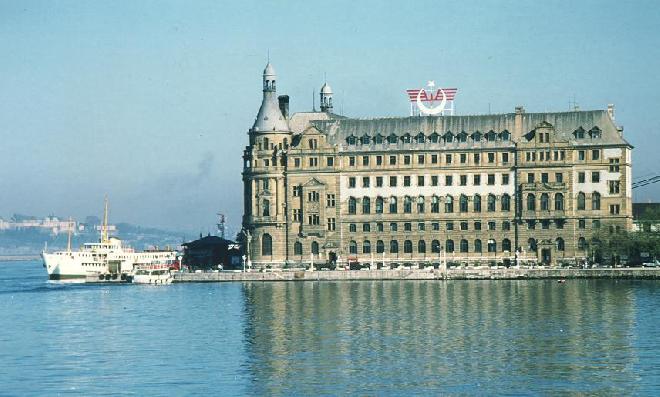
[
  {"xmin": 182, "ymin": 235, "xmax": 242, "ymax": 270},
  {"xmin": 241, "ymin": 63, "xmax": 633, "ymax": 269},
  {"xmin": 632, "ymin": 203, "xmax": 660, "ymax": 232}
]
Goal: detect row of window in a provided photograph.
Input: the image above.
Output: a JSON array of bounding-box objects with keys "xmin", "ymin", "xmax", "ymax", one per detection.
[
  {"xmin": 346, "ymin": 237, "xmax": 566, "ymax": 255},
  {"xmin": 347, "ymin": 194, "xmax": 513, "ymax": 215},
  {"xmin": 349, "ymin": 220, "xmax": 511, "ymax": 233},
  {"xmin": 348, "ymin": 152, "xmax": 509, "ymax": 167},
  {"xmin": 524, "ymin": 150, "xmax": 567, "ymax": 162},
  {"xmin": 345, "ymin": 130, "xmax": 511, "ymax": 146},
  {"xmin": 348, "ymin": 173, "xmax": 510, "ymax": 188}
]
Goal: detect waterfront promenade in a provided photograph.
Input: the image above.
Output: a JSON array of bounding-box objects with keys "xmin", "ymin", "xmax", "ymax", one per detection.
[{"xmin": 174, "ymin": 267, "xmax": 660, "ymax": 282}]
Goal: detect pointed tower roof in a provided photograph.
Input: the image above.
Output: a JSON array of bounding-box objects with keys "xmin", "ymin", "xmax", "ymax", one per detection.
[
  {"xmin": 320, "ymin": 82, "xmax": 333, "ymax": 95},
  {"xmin": 252, "ymin": 63, "xmax": 290, "ymax": 132}
]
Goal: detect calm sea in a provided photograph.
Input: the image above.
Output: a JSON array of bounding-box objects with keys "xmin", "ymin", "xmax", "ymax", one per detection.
[{"xmin": 1, "ymin": 260, "xmax": 659, "ymax": 396}]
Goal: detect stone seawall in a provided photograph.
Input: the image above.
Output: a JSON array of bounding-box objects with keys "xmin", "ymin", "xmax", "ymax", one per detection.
[{"xmin": 174, "ymin": 268, "xmax": 660, "ymax": 283}]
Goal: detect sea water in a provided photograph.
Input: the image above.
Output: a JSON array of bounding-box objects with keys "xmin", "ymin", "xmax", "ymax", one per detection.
[{"xmin": 1, "ymin": 260, "xmax": 659, "ymax": 395}]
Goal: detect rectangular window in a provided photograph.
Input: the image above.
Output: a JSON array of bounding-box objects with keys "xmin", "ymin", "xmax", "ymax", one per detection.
[
  {"xmin": 578, "ymin": 219, "xmax": 586, "ymax": 229},
  {"xmin": 349, "ymin": 156, "xmax": 356, "ymax": 166},
  {"xmin": 473, "ymin": 175, "xmax": 481, "ymax": 186},
  {"xmin": 390, "ymin": 222, "xmax": 398, "ymax": 231},
  {"xmin": 417, "ymin": 175, "xmax": 425, "ymax": 186},
  {"xmin": 460, "ymin": 153, "xmax": 467, "ymax": 164},
  {"xmin": 377, "ymin": 222, "xmax": 384, "ymax": 232},
  {"xmin": 460, "ymin": 175, "xmax": 467, "ymax": 186},
  {"xmin": 309, "ymin": 157, "xmax": 318, "ymax": 167},
  {"xmin": 418, "ymin": 222, "xmax": 425, "ymax": 231},
  {"xmin": 308, "ymin": 214, "xmax": 320, "ymax": 225},
  {"xmin": 474, "ymin": 153, "xmax": 480, "ymax": 164},
  {"xmin": 609, "ymin": 204, "xmax": 620, "ymax": 215},
  {"xmin": 363, "ymin": 223, "xmax": 371, "ymax": 232},
  {"xmin": 592, "ymin": 219, "xmax": 601, "ymax": 229},
  {"xmin": 541, "ymin": 173, "xmax": 548, "ymax": 183},
  {"xmin": 389, "ymin": 176, "xmax": 397, "ymax": 187},
  {"xmin": 488, "ymin": 153, "xmax": 495, "ymax": 163},
  {"xmin": 609, "ymin": 180, "xmax": 620, "ymax": 194},
  {"xmin": 502, "ymin": 153, "xmax": 509, "ymax": 163},
  {"xmin": 362, "ymin": 177, "xmax": 370, "ymax": 188},
  {"xmin": 446, "ymin": 222, "xmax": 454, "ymax": 231},
  {"xmin": 326, "ymin": 194, "xmax": 335, "ymax": 207},
  {"xmin": 609, "ymin": 158, "xmax": 620, "ymax": 172},
  {"xmin": 326, "ymin": 157, "xmax": 334, "ymax": 167},
  {"xmin": 555, "ymin": 173, "xmax": 563, "ymax": 183},
  {"xmin": 293, "ymin": 185, "xmax": 302, "ymax": 197},
  {"xmin": 418, "ymin": 154, "xmax": 425, "ymax": 164},
  {"xmin": 445, "ymin": 175, "xmax": 453, "ymax": 186},
  {"xmin": 389, "ymin": 155, "xmax": 396, "ymax": 165},
  {"xmin": 293, "ymin": 209, "xmax": 301, "ymax": 222},
  {"xmin": 403, "ymin": 176, "xmax": 411, "ymax": 187},
  {"xmin": 404, "ymin": 223, "xmax": 412, "ymax": 232},
  {"xmin": 487, "ymin": 174, "xmax": 495, "ymax": 185},
  {"xmin": 502, "ymin": 174, "xmax": 510, "ymax": 185},
  {"xmin": 527, "ymin": 220, "xmax": 536, "ymax": 230},
  {"xmin": 349, "ymin": 224, "xmax": 356, "ymax": 233},
  {"xmin": 592, "ymin": 149, "xmax": 600, "ymax": 160},
  {"xmin": 362, "ymin": 156, "xmax": 369, "ymax": 166},
  {"xmin": 578, "ymin": 150, "xmax": 585, "ymax": 161},
  {"xmin": 307, "ymin": 191, "xmax": 319, "ymax": 202},
  {"xmin": 592, "ymin": 171, "xmax": 600, "ymax": 183},
  {"xmin": 431, "ymin": 154, "xmax": 438, "ymax": 164},
  {"xmin": 376, "ymin": 155, "xmax": 383, "ymax": 166},
  {"xmin": 263, "ymin": 179, "xmax": 269, "ymax": 190},
  {"xmin": 502, "ymin": 221, "xmax": 511, "ymax": 231},
  {"xmin": 488, "ymin": 221, "xmax": 496, "ymax": 230},
  {"xmin": 474, "ymin": 221, "xmax": 482, "ymax": 231},
  {"xmin": 460, "ymin": 222, "xmax": 468, "ymax": 231},
  {"xmin": 445, "ymin": 154, "xmax": 452, "ymax": 164},
  {"xmin": 542, "ymin": 220, "xmax": 550, "ymax": 229},
  {"xmin": 376, "ymin": 177, "xmax": 383, "ymax": 187},
  {"xmin": 527, "ymin": 173, "xmax": 535, "ymax": 183},
  {"xmin": 404, "ymin": 155, "xmax": 411, "ymax": 165},
  {"xmin": 431, "ymin": 176, "xmax": 439, "ymax": 186},
  {"xmin": 578, "ymin": 172, "xmax": 585, "ymax": 183},
  {"xmin": 432, "ymin": 222, "xmax": 440, "ymax": 231},
  {"xmin": 349, "ymin": 177, "xmax": 356, "ymax": 188},
  {"xmin": 294, "ymin": 158, "xmax": 300, "ymax": 167},
  {"xmin": 327, "ymin": 218, "xmax": 336, "ymax": 231}
]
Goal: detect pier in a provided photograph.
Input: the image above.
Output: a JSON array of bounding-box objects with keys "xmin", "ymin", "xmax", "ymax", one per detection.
[{"xmin": 174, "ymin": 267, "xmax": 660, "ymax": 282}]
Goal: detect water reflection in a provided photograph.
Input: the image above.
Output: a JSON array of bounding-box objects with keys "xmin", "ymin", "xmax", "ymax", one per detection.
[{"xmin": 242, "ymin": 280, "xmax": 642, "ymax": 395}]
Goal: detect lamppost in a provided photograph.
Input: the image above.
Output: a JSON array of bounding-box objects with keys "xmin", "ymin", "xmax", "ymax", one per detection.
[
  {"xmin": 242, "ymin": 255, "xmax": 246, "ymax": 273},
  {"xmin": 240, "ymin": 229, "xmax": 252, "ymax": 271}
]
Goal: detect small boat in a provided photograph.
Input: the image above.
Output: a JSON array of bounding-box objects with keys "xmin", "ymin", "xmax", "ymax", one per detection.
[
  {"xmin": 558, "ymin": 279, "xmax": 566, "ymax": 284},
  {"xmin": 132, "ymin": 264, "xmax": 173, "ymax": 285}
]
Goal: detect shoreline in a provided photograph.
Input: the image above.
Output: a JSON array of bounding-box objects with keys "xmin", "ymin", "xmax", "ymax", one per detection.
[
  {"xmin": 173, "ymin": 267, "xmax": 660, "ymax": 282},
  {"xmin": 0, "ymin": 255, "xmax": 41, "ymax": 262}
]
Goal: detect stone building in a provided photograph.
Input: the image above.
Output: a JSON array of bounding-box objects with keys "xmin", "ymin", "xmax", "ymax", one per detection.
[{"xmin": 242, "ymin": 63, "xmax": 632, "ymax": 269}]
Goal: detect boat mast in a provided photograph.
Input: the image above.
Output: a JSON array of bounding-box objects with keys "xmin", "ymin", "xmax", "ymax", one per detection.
[
  {"xmin": 101, "ymin": 196, "xmax": 109, "ymax": 243},
  {"xmin": 67, "ymin": 217, "xmax": 73, "ymax": 252}
]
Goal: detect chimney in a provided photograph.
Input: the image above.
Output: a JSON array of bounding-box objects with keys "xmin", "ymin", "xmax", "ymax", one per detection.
[
  {"xmin": 607, "ymin": 103, "xmax": 615, "ymax": 121},
  {"xmin": 278, "ymin": 95, "xmax": 289, "ymax": 118},
  {"xmin": 514, "ymin": 106, "xmax": 525, "ymax": 141}
]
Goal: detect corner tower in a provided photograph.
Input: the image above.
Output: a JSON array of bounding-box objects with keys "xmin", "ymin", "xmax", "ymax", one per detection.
[
  {"xmin": 320, "ymin": 82, "xmax": 333, "ymax": 113},
  {"xmin": 242, "ymin": 63, "xmax": 291, "ymax": 269}
]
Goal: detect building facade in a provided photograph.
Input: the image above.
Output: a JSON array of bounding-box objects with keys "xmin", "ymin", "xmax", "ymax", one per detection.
[{"xmin": 242, "ymin": 64, "xmax": 633, "ymax": 269}]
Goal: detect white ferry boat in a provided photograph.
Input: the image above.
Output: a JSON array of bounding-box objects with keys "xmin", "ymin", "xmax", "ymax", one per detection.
[
  {"xmin": 42, "ymin": 199, "xmax": 177, "ymax": 281},
  {"xmin": 132, "ymin": 264, "xmax": 174, "ymax": 285}
]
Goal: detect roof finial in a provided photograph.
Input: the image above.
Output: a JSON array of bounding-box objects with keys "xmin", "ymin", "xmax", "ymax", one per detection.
[{"xmin": 267, "ymin": 49, "xmax": 270, "ymax": 63}]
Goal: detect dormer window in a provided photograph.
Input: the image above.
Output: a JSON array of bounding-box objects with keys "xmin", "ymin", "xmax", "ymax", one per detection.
[
  {"xmin": 374, "ymin": 134, "xmax": 384, "ymax": 144},
  {"xmin": 415, "ymin": 132, "xmax": 426, "ymax": 144},
  {"xmin": 429, "ymin": 132, "xmax": 439, "ymax": 143},
  {"xmin": 388, "ymin": 133, "xmax": 398, "ymax": 144},
  {"xmin": 346, "ymin": 135, "xmax": 357, "ymax": 145},
  {"xmin": 401, "ymin": 133, "xmax": 411, "ymax": 144},
  {"xmin": 589, "ymin": 127, "xmax": 602, "ymax": 139},
  {"xmin": 486, "ymin": 130, "xmax": 496, "ymax": 142},
  {"xmin": 501, "ymin": 130, "xmax": 511, "ymax": 141},
  {"xmin": 458, "ymin": 131, "xmax": 468, "ymax": 143},
  {"xmin": 443, "ymin": 131, "xmax": 454, "ymax": 143},
  {"xmin": 574, "ymin": 127, "xmax": 585, "ymax": 139},
  {"xmin": 360, "ymin": 134, "xmax": 370, "ymax": 145},
  {"xmin": 472, "ymin": 131, "xmax": 482, "ymax": 142}
]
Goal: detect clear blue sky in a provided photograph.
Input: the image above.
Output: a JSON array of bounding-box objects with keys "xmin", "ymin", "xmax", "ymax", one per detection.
[{"xmin": 1, "ymin": 0, "xmax": 658, "ymax": 236}]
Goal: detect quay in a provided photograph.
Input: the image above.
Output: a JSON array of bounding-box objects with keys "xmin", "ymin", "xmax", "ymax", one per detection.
[{"xmin": 174, "ymin": 267, "xmax": 660, "ymax": 283}]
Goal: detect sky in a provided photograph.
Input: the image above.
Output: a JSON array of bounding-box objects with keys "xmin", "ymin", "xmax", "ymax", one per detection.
[{"xmin": 1, "ymin": 0, "xmax": 659, "ymax": 236}]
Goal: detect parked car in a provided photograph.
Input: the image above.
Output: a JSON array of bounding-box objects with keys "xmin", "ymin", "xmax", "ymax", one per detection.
[{"xmin": 642, "ymin": 260, "xmax": 660, "ymax": 268}]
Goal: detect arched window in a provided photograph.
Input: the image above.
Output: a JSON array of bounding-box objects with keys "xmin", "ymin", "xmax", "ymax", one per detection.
[
  {"xmin": 417, "ymin": 196, "xmax": 425, "ymax": 213},
  {"xmin": 418, "ymin": 240, "xmax": 426, "ymax": 253},
  {"xmin": 404, "ymin": 240, "xmax": 413, "ymax": 253},
  {"xmin": 502, "ymin": 239, "xmax": 511, "ymax": 252},
  {"xmin": 578, "ymin": 237, "xmax": 587, "ymax": 250},
  {"xmin": 460, "ymin": 194, "xmax": 468, "ymax": 212},
  {"xmin": 348, "ymin": 197, "xmax": 357, "ymax": 214},
  {"xmin": 460, "ymin": 239, "xmax": 469, "ymax": 253},
  {"xmin": 577, "ymin": 192, "xmax": 585, "ymax": 210},
  {"xmin": 446, "ymin": 239, "xmax": 455, "ymax": 253},
  {"xmin": 592, "ymin": 192, "xmax": 601, "ymax": 210},
  {"xmin": 349, "ymin": 240, "xmax": 357, "ymax": 254},
  {"xmin": 528, "ymin": 238, "xmax": 538, "ymax": 252},
  {"xmin": 474, "ymin": 239, "xmax": 482, "ymax": 253},
  {"xmin": 540, "ymin": 193, "xmax": 549, "ymax": 210},
  {"xmin": 375, "ymin": 197, "xmax": 384, "ymax": 214},
  {"xmin": 311, "ymin": 241, "xmax": 319, "ymax": 255},
  {"xmin": 294, "ymin": 241, "xmax": 302, "ymax": 255},
  {"xmin": 390, "ymin": 240, "xmax": 399, "ymax": 254},
  {"xmin": 527, "ymin": 194, "xmax": 536, "ymax": 211},
  {"xmin": 363, "ymin": 240, "xmax": 371, "ymax": 254},
  {"xmin": 501, "ymin": 194, "xmax": 511, "ymax": 211},
  {"xmin": 445, "ymin": 195, "xmax": 454, "ymax": 213},
  {"xmin": 431, "ymin": 195, "xmax": 440, "ymax": 213},
  {"xmin": 473, "ymin": 194, "xmax": 481, "ymax": 212},
  {"xmin": 376, "ymin": 240, "xmax": 385, "ymax": 254},
  {"xmin": 487, "ymin": 239, "xmax": 497, "ymax": 253},
  {"xmin": 362, "ymin": 196, "xmax": 371, "ymax": 214},
  {"xmin": 432, "ymin": 240, "xmax": 441, "ymax": 253},
  {"xmin": 556, "ymin": 238, "xmax": 565, "ymax": 251},
  {"xmin": 262, "ymin": 234, "xmax": 272, "ymax": 256},
  {"xmin": 404, "ymin": 196, "xmax": 412, "ymax": 213},
  {"xmin": 555, "ymin": 193, "xmax": 564, "ymax": 211},
  {"xmin": 262, "ymin": 199, "xmax": 270, "ymax": 216},
  {"xmin": 389, "ymin": 196, "xmax": 398, "ymax": 213},
  {"xmin": 488, "ymin": 194, "xmax": 496, "ymax": 212}
]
